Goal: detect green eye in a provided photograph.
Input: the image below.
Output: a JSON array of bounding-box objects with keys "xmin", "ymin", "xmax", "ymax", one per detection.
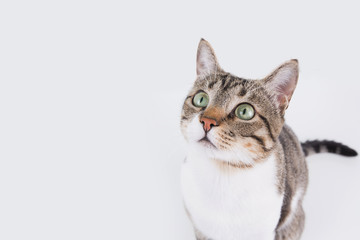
[
  {"xmin": 235, "ymin": 103, "xmax": 255, "ymax": 120},
  {"xmin": 193, "ymin": 92, "xmax": 209, "ymax": 108}
]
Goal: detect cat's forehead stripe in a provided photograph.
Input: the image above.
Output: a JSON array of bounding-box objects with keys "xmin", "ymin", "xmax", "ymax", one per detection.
[
  {"xmin": 208, "ymin": 80, "xmax": 217, "ymax": 89},
  {"xmin": 223, "ymin": 77, "xmax": 245, "ymax": 92},
  {"xmin": 207, "ymin": 74, "xmax": 228, "ymax": 89},
  {"xmin": 239, "ymin": 86, "xmax": 247, "ymax": 97},
  {"xmin": 220, "ymin": 74, "xmax": 230, "ymax": 88},
  {"xmin": 206, "ymin": 74, "xmax": 249, "ymax": 95}
]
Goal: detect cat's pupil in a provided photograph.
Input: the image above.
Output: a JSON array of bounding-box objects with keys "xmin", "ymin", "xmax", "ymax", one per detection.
[
  {"xmin": 242, "ymin": 109, "xmax": 246, "ymax": 115},
  {"xmin": 200, "ymin": 97, "xmax": 203, "ymax": 103}
]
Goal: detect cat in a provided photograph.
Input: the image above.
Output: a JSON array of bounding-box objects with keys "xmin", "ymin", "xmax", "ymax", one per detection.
[{"xmin": 180, "ymin": 39, "xmax": 357, "ymax": 240}]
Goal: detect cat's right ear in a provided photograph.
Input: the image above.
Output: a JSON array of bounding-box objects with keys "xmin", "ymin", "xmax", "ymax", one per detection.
[{"xmin": 196, "ymin": 39, "xmax": 223, "ymax": 77}]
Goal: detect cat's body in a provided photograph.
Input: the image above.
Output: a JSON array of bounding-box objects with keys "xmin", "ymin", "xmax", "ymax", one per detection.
[
  {"xmin": 182, "ymin": 145, "xmax": 285, "ymax": 240},
  {"xmin": 180, "ymin": 39, "xmax": 357, "ymax": 240},
  {"xmin": 182, "ymin": 125, "xmax": 306, "ymax": 240}
]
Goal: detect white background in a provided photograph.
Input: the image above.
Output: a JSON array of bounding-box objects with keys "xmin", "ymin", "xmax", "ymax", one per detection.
[{"xmin": 1, "ymin": 0, "xmax": 359, "ymax": 239}]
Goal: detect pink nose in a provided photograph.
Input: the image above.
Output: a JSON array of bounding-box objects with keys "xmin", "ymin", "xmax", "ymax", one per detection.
[{"xmin": 200, "ymin": 117, "xmax": 218, "ymax": 132}]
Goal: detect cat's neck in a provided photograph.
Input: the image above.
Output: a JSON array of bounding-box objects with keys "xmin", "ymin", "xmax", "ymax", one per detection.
[
  {"xmin": 186, "ymin": 145, "xmax": 275, "ymax": 173},
  {"xmin": 186, "ymin": 147, "xmax": 277, "ymax": 177}
]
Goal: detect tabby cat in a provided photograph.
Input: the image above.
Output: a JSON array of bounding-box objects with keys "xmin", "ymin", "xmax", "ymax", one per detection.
[{"xmin": 180, "ymin": 39, "xmax": 357, "ymax": 240}]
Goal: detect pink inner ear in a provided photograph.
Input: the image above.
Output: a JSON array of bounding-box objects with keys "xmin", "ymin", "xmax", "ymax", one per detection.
[
  {"xmin": 277, "ymin": 94, "xmax": 288, "ymax": 109},
  {"xmin": 274, "ymin": 68, "xmax": 298, "ymax": 108},
  {"xmin": 278, "ymin": 79, "xmax": 296, "ymax": 98},
  {"xmin": 276, "ymin": 82, "xmax": 294, "ymax": 108},
  {"xmin": 198, "ymin": 60, "xmax": 209, "ymax": 74},
  {"xmin": 265, "ymin": 60, "xmax": 299, "ymax": 111}
]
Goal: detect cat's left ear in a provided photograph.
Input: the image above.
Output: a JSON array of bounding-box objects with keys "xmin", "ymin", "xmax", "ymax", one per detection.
[
  {"xmin": 263, "ymin": 59, "xmax": 299, "ymax": 115},
  {"xmin": 196, "ymin": 39, "xmax": 223, "ymax": 77}
]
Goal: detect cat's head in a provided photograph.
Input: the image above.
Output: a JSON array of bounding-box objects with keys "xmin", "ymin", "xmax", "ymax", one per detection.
[{"xmin": 180, "ymin": 39, "xmax": 299, "ymax": 167}]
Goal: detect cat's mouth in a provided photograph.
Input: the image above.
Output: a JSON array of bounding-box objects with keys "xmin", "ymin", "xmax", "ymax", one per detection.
[{"xmin": 198, "ymin": 136, "xmax": 216, "ymax": 149}]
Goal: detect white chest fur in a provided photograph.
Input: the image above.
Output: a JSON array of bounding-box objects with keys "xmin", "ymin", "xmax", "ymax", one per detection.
[{"xmin": 181, "ymin": 151, "xmax": 283, "ymax": 240}]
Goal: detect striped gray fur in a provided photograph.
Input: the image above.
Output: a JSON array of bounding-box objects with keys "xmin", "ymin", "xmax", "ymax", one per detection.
[{"xmin": 301, "ymin": 140, "xmax": 357, "ymax": 157}]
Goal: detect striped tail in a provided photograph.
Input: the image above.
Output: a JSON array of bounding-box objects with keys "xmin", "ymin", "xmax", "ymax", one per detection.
[{"xmin": 301, "ymin": 140, "xmax": 358, "ymax": 157}]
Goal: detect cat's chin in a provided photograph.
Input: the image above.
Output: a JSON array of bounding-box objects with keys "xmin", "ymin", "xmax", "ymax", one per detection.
[
  {"xmin": 189, "ymin": 141, "xmax": 256, "ymax": 167},
  {"xmin": 198, "ymin": 136, "xmax": 217, "ymax": 149}
]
